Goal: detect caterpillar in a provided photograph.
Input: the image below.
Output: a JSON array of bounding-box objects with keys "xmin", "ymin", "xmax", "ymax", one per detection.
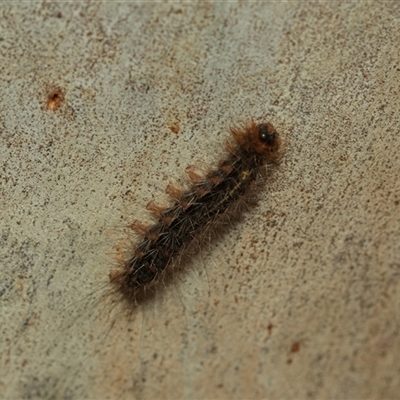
[{"xmin": 109, "ymin": 121, "xmax": 282, "ymax": 307}]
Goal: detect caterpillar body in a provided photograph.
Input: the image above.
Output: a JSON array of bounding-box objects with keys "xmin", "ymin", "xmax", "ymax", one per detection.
[{"xmin": 111, "ymin": 121, "xmax": 282, "ymax": 305}]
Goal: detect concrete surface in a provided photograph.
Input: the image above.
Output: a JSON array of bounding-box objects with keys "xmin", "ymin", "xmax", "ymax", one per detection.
[{"xmin": 1, "ymin": 2, "xmax": 400, "ymax": 399}]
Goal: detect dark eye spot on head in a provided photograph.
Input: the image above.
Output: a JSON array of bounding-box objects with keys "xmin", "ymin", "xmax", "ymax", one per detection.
[{"xmin": 259, "ymin": 124, "xmax": 276, "ymax": 145}]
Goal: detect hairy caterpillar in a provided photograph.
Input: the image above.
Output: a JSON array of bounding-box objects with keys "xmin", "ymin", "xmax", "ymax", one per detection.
[{"xmin": 110, "ymin": 121, "xmax": 282, "ymax": 307}]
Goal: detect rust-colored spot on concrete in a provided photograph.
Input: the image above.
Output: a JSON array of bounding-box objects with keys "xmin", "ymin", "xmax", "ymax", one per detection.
[
  {"xmin": 291, "ymin": 342, "xmax": 300, "ymax": 353},
  {"xmin": 46, "ymin": 88, "xmax": 64, "ymax": 110}
]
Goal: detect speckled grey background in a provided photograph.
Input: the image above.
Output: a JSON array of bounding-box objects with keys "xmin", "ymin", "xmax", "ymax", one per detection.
[{"xmin": 1, "ymin": 2, "xmax": 400, "ymax": 399}]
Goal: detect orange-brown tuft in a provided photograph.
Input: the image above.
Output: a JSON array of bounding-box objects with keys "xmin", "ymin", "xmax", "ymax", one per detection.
[
  {"xmin": 219, "ymin": 163, "xmax": 233, "ymax": 175},
  {"xmin": 185, "ymin": 166, "xmax": 204, "ymax": 184},
  {"xmin": 129, "ymin": 220, "xmax": 148, "ymax": 235},
  {"xmin": 195, "ymin": 185, "xmax": 209, "ymax": 198},
  {"xmin": 166, "ymin": 183, "xmax": 183, "ymax": 199},
  {"xmin": 146, "ymin": 200, "xmax": 164, "ymax": 217},
  {"xmin": 161, "ymin": 214, "xmax": 176, "ymax": 227},
  {"xmin": 147, "ymin": 231, "xmax": 160, "ymax": 242},
  {"xmin": 209, "ymin": 173, "xmax": 223, "ymax": 186}
]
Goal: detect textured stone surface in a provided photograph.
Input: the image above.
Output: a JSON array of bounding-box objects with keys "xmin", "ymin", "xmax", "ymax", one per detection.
[{"xmin": 1, "ymin": 2, "xmax": 399, "ymax": 399}]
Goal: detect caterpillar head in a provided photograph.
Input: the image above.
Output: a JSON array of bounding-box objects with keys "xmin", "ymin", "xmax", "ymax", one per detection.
[{"xmin": 231, "ymin": 121, "xmax": 282, "ymax": 163}]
